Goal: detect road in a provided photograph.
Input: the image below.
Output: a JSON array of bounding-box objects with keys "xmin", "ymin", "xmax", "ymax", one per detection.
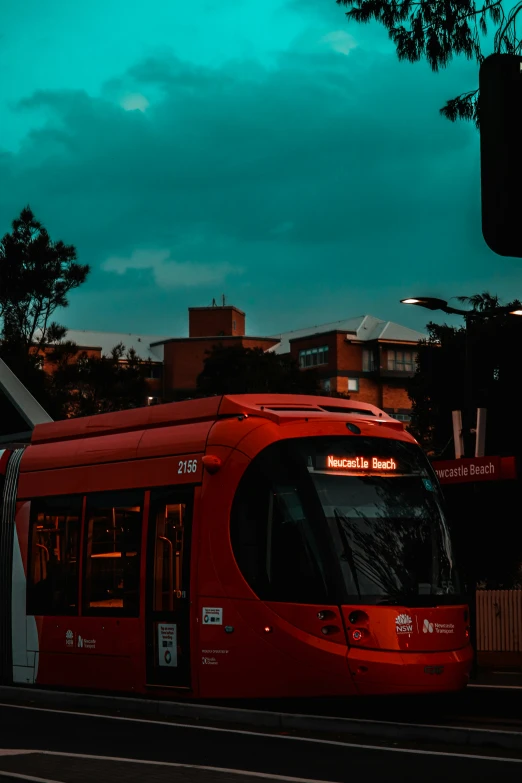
[{"xmin": 0, "ymin": 702, "xmax": 521, "ymax": 783}]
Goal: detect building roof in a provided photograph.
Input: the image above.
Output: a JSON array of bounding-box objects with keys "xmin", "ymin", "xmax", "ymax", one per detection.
[
  {"xmin": 61, "ymin": 330, "xmax": 170, "ymax": 361},
  {"xmin": 268, "ymin": 315, "xmax": 427, "ymax": 354},
  {"xmin": 43, "ymin": 314, "xmax": 425, "ymax": 363},
  {"xmin": 150, "ymin": 335, "xmax": 278, "ymax": 346}
]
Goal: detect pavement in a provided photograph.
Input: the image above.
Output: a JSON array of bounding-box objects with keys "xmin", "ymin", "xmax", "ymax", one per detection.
[
  {"xmin": 473, "ymin": 667, "xmax": 522, "ymax": 687},
  {"xmin": 1, "ymin": 703, "xmax": 522, "ymax": 783}
]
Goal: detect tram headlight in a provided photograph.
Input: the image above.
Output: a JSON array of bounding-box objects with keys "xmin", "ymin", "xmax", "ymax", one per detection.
[
  {"xmin": 351, "ymin": 628, "xmax": 365, "ymax": 642},
  {"xmin": 348, "ymin": 610, "xmax": 369, "ymax": 626}
]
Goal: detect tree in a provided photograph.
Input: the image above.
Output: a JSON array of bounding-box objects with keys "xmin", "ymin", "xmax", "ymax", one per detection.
[
  {"xmin": 0, "ymin": 206, "xmax": 90, "ymax": 356},
  {"xmin": 337, "ymin": 1, "xmax": 522, "ymax": 126},
  {"xmin": 0, "ymin": 207, "xmax": 153, "ymax": 423},
  {"xmin": 408, "ymin": 291, "xmax": 522, "ymax": 456},
  {"xmin": 0, "ymin": 206, "xmax": 90, "ymax": 422},
  {"xmin": 456, "ymin": 292, "xmax": 501, "ymax": 312},
  {"xmin": 408, "ymin": 321, "xmax": 468, "ymax": 457},
  {"xmin": 196, "ymin": 344, "xmax": 321, "ymax": 395},
  {"xmin": 50, "ymin": 343, "xmax": 150, "ymax": 417}
]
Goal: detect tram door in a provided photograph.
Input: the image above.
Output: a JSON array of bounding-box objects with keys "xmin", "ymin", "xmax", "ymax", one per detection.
[{"xmin": 146, "ymin": 487, "xmax": 193, "ymax": 689}]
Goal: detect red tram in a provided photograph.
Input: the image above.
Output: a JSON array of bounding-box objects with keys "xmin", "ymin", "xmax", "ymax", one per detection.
[{"xmin": 0, "ymin": 394, "xmax": 472, "ymax": 698}]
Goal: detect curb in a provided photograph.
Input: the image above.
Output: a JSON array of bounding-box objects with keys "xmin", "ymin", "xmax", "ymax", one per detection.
[{"xmin": 1, "ymin": 685, "xmax": 522, "ymax": 752}]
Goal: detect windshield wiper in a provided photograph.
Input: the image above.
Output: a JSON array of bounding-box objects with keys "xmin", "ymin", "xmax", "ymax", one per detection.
[{"xmin": 333, "ymin": 508, "xmax": 362, "ymax": 601}]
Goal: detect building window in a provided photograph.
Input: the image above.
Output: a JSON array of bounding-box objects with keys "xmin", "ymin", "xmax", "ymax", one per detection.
[
  {"xmin": 298, "ymin": 345, "xmax": 329, "ymax": 368},
  {"xmin": 387, "ymin": 350, "xmax": 416, "ymax": 372},
  {"xmin": 321, "ymin": 379, "xmax": 331, "ymax": 392},
  {"xmin": 347, "ymin": 378, "xmax": 359, "ymax": 392},
  {"xmin": 27, "ymin": 496, "xmax": 82, "ymax": 616},
  {"xmin": 83, "ymin": 490, "xmax": 143, "ymax": 616},
  {"xmin": 147, "ymin": 365, "xmax": 161, "ymax": 379},
  {"xmin": 389, "ymin": 413, "xmax": 412, "ymax": 423},
  {"xmin": 233, "ymin": 320, "xmax": 237, "ymax": 331},
  {"xmin": 362, "ymin": 349, "xmax": 376, "ymax": 372}
]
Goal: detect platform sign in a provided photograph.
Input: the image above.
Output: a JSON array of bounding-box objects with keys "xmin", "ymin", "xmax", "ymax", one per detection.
[
  {"xmin": 432, "ymin": 456, "xmax": 516, "ymax": 485},
  {"xmin": 157, "ymin": 623, "xmax": 177, "ymax": 667}
]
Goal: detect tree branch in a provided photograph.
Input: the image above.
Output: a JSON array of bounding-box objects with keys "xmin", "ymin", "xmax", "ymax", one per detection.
[{"xmin": 337, "ymin": 1, "xmax": 522, "ymax": 125}]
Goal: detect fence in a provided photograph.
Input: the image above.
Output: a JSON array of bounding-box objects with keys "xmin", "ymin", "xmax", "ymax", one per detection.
[{"xmin": 476, "ymin": 589, "xmax": 522, "ymax": 652}]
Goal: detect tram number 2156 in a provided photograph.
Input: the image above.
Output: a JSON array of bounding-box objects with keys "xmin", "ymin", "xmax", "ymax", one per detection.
[{"xmin": 178, "ymin": 459, "xmax": 198, "ymax": 474}]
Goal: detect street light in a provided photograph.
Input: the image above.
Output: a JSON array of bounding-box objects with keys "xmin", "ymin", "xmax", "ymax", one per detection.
[
  {"xmin": 400, "ymin": 297, "xmax": 522, "ymax": 318},
  {"xmin": 400, "ymin": 297, "xmax": 460, "ymax": 313}
]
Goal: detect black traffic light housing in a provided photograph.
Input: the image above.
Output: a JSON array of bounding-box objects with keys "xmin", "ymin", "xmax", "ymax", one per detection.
[{"xmin": 479, "ymin": 53, "xmax": 522, "ymax": 258}]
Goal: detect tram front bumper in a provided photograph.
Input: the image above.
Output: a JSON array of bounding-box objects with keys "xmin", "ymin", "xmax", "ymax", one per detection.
[{"xmin": 348, "ymin": 644, "xmax": 473, "ymax": 695}]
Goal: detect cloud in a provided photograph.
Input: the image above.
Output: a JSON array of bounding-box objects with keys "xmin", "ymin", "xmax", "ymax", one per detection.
[
  {"xmin": 0, "ymin": 38, "xmax": 495, "ymax": 336},
  {"xmin": 121, "ymin": 93, "xmax": 150, "ymax": 112},
  {"xmin": 6, "ymin": 48, "xmax": 475, "ymax": 251},
  {"xmin": 320, "ymin": 30, "xmax": 357, "ymax": 55},
  {"xmin": 102, "ymin": 249, "xmax": 242, "ymax": 288}
]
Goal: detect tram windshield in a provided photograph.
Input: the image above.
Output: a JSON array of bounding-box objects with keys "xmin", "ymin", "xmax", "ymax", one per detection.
[{"xmin": 231, "ymin": 435, "xmax": 462, "ymax": 606}]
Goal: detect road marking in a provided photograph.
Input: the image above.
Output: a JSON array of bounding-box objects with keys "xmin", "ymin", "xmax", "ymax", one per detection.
[
  {"xmin": 0, "ymin": 771, "xmax": 63, "ymax": 783},
  {"xmin": 0, "ymin": 699, "xmax": 519, "ymax": 739},
  {"xmin": 0, "ymin": 752, "xmax": 36, "ymax": 757},
  {"xmin": 0, "ymin": 703, "xmax": 521, "ymax": 764},
  {"xmin": 469, "ymin": 683, "xmax": 522, "ymax": 690},
  {"xmin": 0, "ymin": 751, "xmax": 337, "ymax": 783}
]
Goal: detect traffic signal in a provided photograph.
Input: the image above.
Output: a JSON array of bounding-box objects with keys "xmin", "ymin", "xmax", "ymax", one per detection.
[{"xmin": 479, "ymin": 53, "xmax": 522, "ymax": 258}]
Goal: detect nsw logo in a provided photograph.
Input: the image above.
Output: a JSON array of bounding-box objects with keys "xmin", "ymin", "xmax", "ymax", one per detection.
[{"xmin": 395, "ymin": 613, "xmax": 413, "ymax": 634}]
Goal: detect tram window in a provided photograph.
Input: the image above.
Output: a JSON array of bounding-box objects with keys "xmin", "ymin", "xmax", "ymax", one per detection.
[
  {"xmin": 83, "ymin": 490, "xmax": 143, "ymax": 616},
  {"xmin": 27, "ymin": 496, "xmax": 82, "ymax": 616},
  {"xmin": 231, "ymin": 464, "xmax": 331, "ymax": 604}
]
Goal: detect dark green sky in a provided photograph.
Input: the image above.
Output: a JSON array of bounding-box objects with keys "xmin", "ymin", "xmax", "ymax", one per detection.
[{"xmin": 0, "ymin": 0, "xmax": 516, "ymax": 338}]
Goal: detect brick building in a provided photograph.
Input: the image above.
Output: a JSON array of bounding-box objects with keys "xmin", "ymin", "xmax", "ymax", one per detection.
[
  {"xmin": 269, "ymin": 314, "xmax": 426, "ymax": 422},
  {"xmin": 58, "ymin": 303, "xmax": 425, "ymax": 420}
]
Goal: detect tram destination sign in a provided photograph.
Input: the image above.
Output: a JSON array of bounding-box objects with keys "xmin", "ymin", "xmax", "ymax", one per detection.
[
  {"xmin": 432, "ymin": 456, "xmax": 516, "ymax": 485},
  {"xmin": 321, "ymin": 455, "xmax": 398, "ymax": 472}
]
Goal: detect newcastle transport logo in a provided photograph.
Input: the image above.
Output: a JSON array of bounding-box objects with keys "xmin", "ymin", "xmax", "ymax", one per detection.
[{"xmin": 423, "ymin": 619, "xmax": 454, "ymax": 635}]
